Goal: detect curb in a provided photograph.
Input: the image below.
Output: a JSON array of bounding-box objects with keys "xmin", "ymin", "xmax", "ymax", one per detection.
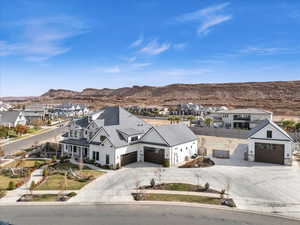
[{"xmin": 0, "ymin": 201, "xmax": 299, "ymax": 221}]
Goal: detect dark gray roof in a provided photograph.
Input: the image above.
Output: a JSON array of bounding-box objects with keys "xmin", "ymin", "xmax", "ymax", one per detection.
[
  {"xmin": 117, "ymin": 128, "xmax": 143, "ymax": 136},
  {"xmin": 74, "ymin": 117, "xmax": 89, "ymax": 128},
  {"xmin": 61, "ymin": 138, "xmax": 89, "ymax": 147},
  {"xmin": 90, "ymin": 106, "xmax": 152, "ymax": 147},
  {"xmin": 141, "ymin": 123, "xmax": 198, "ymax": 147},
  {"xmin": 247, "ymin": 119, "xmax": 294, "ymax": 142},
  {"xmin": 0, "ymin": 111, "xmax": 22, "ymax": 124}
]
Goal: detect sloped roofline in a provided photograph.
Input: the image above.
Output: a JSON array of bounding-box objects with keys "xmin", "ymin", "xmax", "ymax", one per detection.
[
  {"xmin": 248, "ymin": 119, "xmax": 294, "ymax": 142},
  {"xmin": 139, "ymin": 127, "xmax": 171, "ymax": 147}
]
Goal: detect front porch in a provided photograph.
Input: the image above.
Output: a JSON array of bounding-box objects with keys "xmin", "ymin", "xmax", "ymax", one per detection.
[{"xmin": 60, "ymin": 139, "xmax": 90, "ymax": 161}]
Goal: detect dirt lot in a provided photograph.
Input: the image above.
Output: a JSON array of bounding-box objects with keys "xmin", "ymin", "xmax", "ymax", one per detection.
[
  {"xmin": 198, "ymin": 135, "xmax": 248, "ymax": 156},
  {"xmin": 143, "ymin": 118, "xmax": 170, "ymax": 126}
]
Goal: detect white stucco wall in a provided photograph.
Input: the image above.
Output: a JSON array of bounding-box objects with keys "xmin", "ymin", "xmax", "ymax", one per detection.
[{"xmin": 170, "ymin": 140, "xmax": 198, "ymax": 166}]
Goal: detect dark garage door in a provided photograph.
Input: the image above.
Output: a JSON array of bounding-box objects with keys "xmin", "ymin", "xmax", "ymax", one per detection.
[
  {"xmin": 255, "ymin": 143, "xmax": 284, "ymax": 165},
  {"xmin": 121, "ymin": 151, "xmax": 137, "ymax": 166},
  {"xmin": 144, "ymin": 147, "xmax": 164, "ymax": 164}
]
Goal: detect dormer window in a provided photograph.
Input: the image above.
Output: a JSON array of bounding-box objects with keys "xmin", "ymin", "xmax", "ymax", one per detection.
[
  {"xmin": 267, "ymin": 130, "xmax": 272, "ymax": 139},
  {"xmin": 100, "ymin": 135, "xmax": 106, "ymax": 142},
  {"xmin": 130, "ymin": 136, "xmax": 138, "ymax": 142}
]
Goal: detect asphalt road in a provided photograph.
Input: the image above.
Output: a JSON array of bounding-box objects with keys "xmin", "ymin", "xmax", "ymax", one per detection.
[
  {"xmin": 2, "ymin": 126, "xmax": 67, "ymax": 155},
  {"xmin": 0, "ymin": 204, "xmax": 298, "ymax": 225}
]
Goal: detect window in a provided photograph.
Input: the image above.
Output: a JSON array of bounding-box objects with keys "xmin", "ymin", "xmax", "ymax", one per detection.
[
  {"xmin": 131, "ymin": 136, "xmax": 138, "ymax": 142},
  {"xmin": 93, "ymin": 151, "xmax": 99, "ymax": 161},
  {"xmin": 267, "ymin": 130, "xmax": 272, "ymax": 138},
  {"xmin": 106, "ymin": 154, "xmax": 110, "ymax": 164},
  {"xmin": 100, "ymin": 135, "xmax": 106, "ymax": 142}
]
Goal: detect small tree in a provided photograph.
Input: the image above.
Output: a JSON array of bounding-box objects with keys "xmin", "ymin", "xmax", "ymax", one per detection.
[
  {"xmin": 0, "ymin": 145, "xmax": 4, "ymax": 158},
  {"xmin": 204, "ymin": 117, "xmax": 213, "ymax": 127},
  {"xmin": 29, "ymin": 181, "xmax": 35, "ymax": 195},
  {"xmin": 43, "ymin": 168, "xmax": 49, "ymax": 177},
  {"xmin": 187, "ymin": 115, "xmax": 196, "ymax": 127},
  {"xmin": 150, "ymin": 178, "xmax": 155, "ymax": 188},
  {"xmin": 204, "ymin": 182, "xmax": 210, "ymax": 191},
  {"xmin": 8, "ymin": 181, "xmax": 16, "ymax": 190}
]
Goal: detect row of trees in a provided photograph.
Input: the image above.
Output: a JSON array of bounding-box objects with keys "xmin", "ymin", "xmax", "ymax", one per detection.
[
  {"xmin": 281, "ymin": 120, "xmax": 300, "ymax": 132},
  {"xmin": 0, "ymin": 125, "xmax": 29, "ymax": 138}
]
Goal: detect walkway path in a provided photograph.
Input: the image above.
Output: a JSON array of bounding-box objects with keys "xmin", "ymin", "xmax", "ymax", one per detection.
[{"xmin": 0, "ymin": 166, "xmax": 45, "ymax": 203}]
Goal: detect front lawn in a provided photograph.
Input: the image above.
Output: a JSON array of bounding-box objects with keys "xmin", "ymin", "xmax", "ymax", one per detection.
[
  {"xmin": 18, "ymin": 193, "xmax": 77, "ymax": 202},
  {"xmin": 1, "ymin": 159, "xmax": 48, "ymax": 169},
  {"xmin": 35, "ymin": 170, "xmax": 104, "ymax": 190},
  {"xmin": 142, "ymin": 183, "xmax": 220, "ymax": 194},
  {"xmin": 136, "ymin": 193, "xmax": 221, "ymax": 205},
  {"xmin": 0, "ymin": 175, "xmax": 22, "ymax": 190}
]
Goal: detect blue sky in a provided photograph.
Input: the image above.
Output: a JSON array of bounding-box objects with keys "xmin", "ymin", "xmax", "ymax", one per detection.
[{"xmin": 1, "ymin": 0, "xmax": 300, "ymax": 96}]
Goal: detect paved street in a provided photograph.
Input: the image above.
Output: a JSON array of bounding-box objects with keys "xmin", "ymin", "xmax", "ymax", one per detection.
[
  {"xmin": 2, "ymin": 126, "xmax": 67, "ymax": 155},
  {"xmin": 0, "ymin": 204, "xmax": 298, "ymax": 225}
]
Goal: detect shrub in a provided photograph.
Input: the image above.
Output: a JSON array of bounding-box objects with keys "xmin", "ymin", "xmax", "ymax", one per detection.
[
  {"xmin": 67, "ymin": 192, "xmax": 77, "ymax": 197},
  {"xmin": 43, "ymin": 168, "xmax": 49, "ymax": 177},
  {"xmin": 204, "ymin": 182, "xmax": 210, "ymax": 191},
  {"xmin": 52, "ymin": 155, "xmax": 57, "ymax": 162},
  {"xmin": 34, "ymin": 161, "xmax": 42, "ymax": 168},
  {"xmin": 163, "ymin": 160, "xmax": 170, "ymax": 168},
  {"xmin": 150, "ymin": 178, "xmax": 155, "ymax": 188},
  {"xmin": 8, "ymin": 181, "xmax": 16, "ymax": 190},
  {"xmin": 29, "ymin": 181, "xmax": 35, "ymax": 193}
]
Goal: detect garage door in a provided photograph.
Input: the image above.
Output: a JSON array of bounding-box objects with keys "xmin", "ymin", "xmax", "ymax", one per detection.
[
  {"xmin": 144, "ymin": 147, "xmax": 164, "ymax": 164},
  {"xmin": 120, "ymin": 151, "xmax": 137, "ymax": 166},
  {"xmin": 255, "ymin": 143, "xmax": 284, "ymax": 165}
]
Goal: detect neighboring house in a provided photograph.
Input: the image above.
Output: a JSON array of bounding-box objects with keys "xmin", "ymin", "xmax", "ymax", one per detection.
[
  {"xmin": 210, "ymin": 108, "xmax": 273, "ymax": 129},
  {"xmin": 60, "ymin": 106, "xmax": 198, "ymax": 167},
  {"xmin": 54, "ymin": 103, "xmax": 89, "ymax": 118},
  {"xmin": 247, "ymin": 119, "xmax": 295, "ymax": 165},
  {"xmin": 0, "ymin": 111, "xmax": 27, "ymax": 127},
  {"xmin": 0, "ymin": 101, "xmax": 11, "ymax": 111},
  {"xmin": 24, "ymin": 104, "xmax": 47, "ymax": 123}
]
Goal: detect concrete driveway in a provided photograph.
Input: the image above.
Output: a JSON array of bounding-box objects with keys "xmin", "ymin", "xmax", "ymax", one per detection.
[{"xmin": 70, "ymin": 146, "xmax": 300, "ymax": 219}]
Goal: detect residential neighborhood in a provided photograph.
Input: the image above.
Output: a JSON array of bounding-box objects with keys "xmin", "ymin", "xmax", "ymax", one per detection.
[{"xmin": 1, "ymin": 0, "xmax": 300, "ymax": 225}]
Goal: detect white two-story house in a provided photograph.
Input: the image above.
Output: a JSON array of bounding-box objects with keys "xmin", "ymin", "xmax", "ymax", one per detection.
[
  {"xmin": 60, "ymin": 106, "xmax": 198, "ymax": 167},
  {"xmin": 210, "ymin": 108, "xmax": 272, "ymax": 129}
]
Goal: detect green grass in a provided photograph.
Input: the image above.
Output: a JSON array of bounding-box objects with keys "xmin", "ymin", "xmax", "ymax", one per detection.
[
  {"xmin": 0, "ymin": 175, "xmax": 22, "ymax": 190},
  {"xmin": 20, "ymin": 194, "xmax": 60, "ymax": 202},
  {"xmin": 141, "ymin": 193, "xmax": 221, "ymax": 205},
  {"xmin": 155, "ymin": 183, "xmax": 199, "ymax": 192},
  {"xmin": 1, "ymin": 160, "xmax": 48, "ymax": 169},
  {"xmin": 36, "ymin": 170, "xmax": 104, "ymax": 190},
  {"xmin": 0, "ymin": 190, "xmax": 6, "ymax": 198}
]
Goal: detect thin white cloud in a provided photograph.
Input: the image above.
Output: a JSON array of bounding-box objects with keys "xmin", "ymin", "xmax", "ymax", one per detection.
[
  {"xmin": 0, "ymin": 15, "xmax": 88, "ymax": 61},
  {"xmin": 176, "ymin": 2, "xmax": 232, "ymax": 35},
  {"xmin": 139, "ymin": 39, "xmax": 171, "ymax": 55},
  {"xmin": 173, "ymin": 42, "xmax": 187, "ymax": 50},
  {"xmin": 131, "ymin": 62, "xmax": 152, "ymax": 69},
  {"xmin": 103, "ymin": 66, "xmax": 121, "ymax": 73},
  {"xmin": 239, "ymin": 47, "xmax": 293, "ymax": 55},
  {"xmin": 130, "ymin": 35, "xmax": 144, "ymax": 48}
]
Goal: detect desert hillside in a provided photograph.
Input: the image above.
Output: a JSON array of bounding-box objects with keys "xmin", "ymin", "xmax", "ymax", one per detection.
[{"xmin": 38, "ymin": 80, "xmax": 300, "ymax": 117}]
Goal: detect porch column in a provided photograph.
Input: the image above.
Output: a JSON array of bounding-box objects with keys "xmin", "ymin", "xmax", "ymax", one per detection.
[
  {"xmin": 71, "ymin": 145, "xmax": 74, "ymax": 158},
  {"xmin": 80, "ymin": 146, "xmax": 83, "ymax": 160}
]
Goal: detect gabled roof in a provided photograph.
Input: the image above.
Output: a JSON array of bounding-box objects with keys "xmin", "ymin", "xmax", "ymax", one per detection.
[
  {"xmin": 247, "ymin": 119, "xmax": 294, "ymax": 142},
  {"xmin": 89, "ymin": 106, "xmax": 152, "ymax": 147},
  {"xmin": 140, "ymin": 123, "xmax": 198, "ymax": 147},
  {"xmin": 74, "ymin": 117, "xmax": 90, "ymax": 128},
  {"xmin": 117, "ymin": 128, "xmax": 143, "ymax": 136},
  {"xmin": 0, "ymin": 111, "xmax": 23, "ymax": 125}
]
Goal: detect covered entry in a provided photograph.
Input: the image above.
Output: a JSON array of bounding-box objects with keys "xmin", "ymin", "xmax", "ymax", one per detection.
[
  {"xmin": 255, "ymin": 143, "xmax": 284, "ymax": 165},
  {"xmin": 120, "ymin": 151, "xmax": 137, "ymax": 166},
  {"xmin": 144, "ymin": 146, "xmax": 164, "ymax": 164}
]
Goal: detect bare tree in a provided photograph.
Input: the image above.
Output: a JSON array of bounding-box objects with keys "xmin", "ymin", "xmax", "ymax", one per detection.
[{"xmin": 225, "ymin": 177, "xmax": 232, "ymax": 199}]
